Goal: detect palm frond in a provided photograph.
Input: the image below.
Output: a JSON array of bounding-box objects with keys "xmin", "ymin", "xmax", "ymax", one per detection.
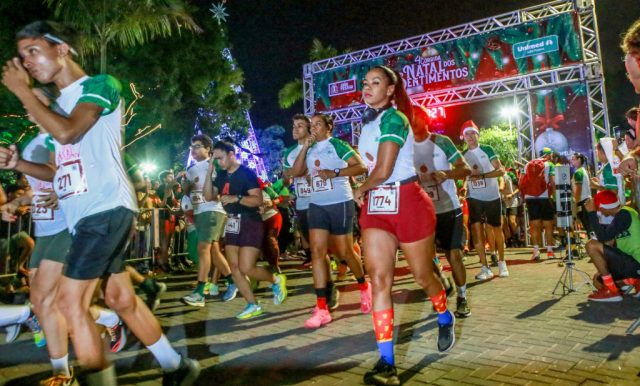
[{"xmin": 278, "ymin": 78, "xmax": 303, "ymax": 109}]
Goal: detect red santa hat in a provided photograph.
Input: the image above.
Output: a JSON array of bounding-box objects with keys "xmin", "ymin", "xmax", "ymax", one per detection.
[
  {"xmin": 594, "ymin": 190, "xmax": 619, "ymax": 210},
  {"xmin": 460, "ymin": 120, "xmax": 479, "ymax": 138}
]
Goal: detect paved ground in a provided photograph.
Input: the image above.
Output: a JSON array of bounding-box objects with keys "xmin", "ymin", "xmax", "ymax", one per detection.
[{"xmin": 2, "ymin": 249, "xmax": 640, "ymax": 385}]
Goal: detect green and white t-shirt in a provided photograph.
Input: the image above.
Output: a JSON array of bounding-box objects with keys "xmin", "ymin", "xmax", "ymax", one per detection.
[
  {"xmin": 463, "ymin": 145, "xmax": 501, "ymax": 201},
  {"xmin": 284, "ymin": 143, "xmax": 311, "ymax": 210},
  {"xmin": 572, "ymin": 166, "xmax": 592, "ymax": 203},
  {"xmin": 186, "ymin": 159, "xmax": 225, "ymax": 215},
  {"xmin": 21, "ymin": 133, "xmax": 67, "ymax": 237},
  {"xmin": 305, "ymin": 137, "xmax": 356, "ymax": 205},
  {"xmin": 357, "ymin": 107, "xmax": 416, "ymax": 185},
  {"xmin": 413, "ymin": 133, "xmax": 462, "ymax": 214},
  {"xmin": 52, "ymin": 75, "xmax": 137, "ymax": 232},
  {"xmin": 600, "ymin": 163, "xmax": 625, "ymax": 204}
]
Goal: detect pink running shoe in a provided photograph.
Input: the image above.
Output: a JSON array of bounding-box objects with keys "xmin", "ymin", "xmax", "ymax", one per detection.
[
  {"xmin": 360, "ymin": 284, "xmax": 372, "ymax": 314},
  {"xmin": 304, "ymin": 307, "xmax": 332, "ymax": 329}
]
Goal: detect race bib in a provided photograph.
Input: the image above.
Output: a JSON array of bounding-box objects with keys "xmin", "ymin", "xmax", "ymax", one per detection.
[
  {"xmin": 31, "ymin": 196, "xmax": 54, "ymax": 221},
  {"xmin": 312, "ymin": 175, "xmax": 334, "ymax": 193},
  {"xmin": 424, "ymin": 185, "xmax": 440, "ymax": 201},
  {"xmin": 470, "ymin": 178, "xmax": 486, "ymax": 189},
  {"xmin": 296, "ymin": 181, "xmax": 312, "ymax": 198},
  {"xmin": 225, "ymin": 216, "xmax": 241, "ymax": 234},
  {"xmin": 190, "ymin": 191, "xmax": 204, "ymax": 207},
  {"xmin": 55, "ymin": 159, "xmax": 88, "ymax": 199},
  {"xmin": 368, "ymin": 185, "xmax": 399, "ymax": 214}
]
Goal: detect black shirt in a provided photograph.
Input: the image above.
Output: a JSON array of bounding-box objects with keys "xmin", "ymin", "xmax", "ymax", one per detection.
[
  {"xmin": 588, "ymin": 209, "xmax": 632, "ymax": 243},
  {"xmin": 213, "ymin": 164, "xmax": 261, "ymax": 221}
]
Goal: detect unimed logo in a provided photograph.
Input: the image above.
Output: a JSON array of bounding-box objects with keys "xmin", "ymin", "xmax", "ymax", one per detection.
[{"xmin": 328, "ymin": 79, "xmax": 356, "ymax": 97}]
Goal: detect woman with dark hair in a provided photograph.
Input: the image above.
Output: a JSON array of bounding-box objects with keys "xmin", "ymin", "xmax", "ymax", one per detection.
[
  {"xmin": 354, "ymin": 66, "xmax": 455, "ymax": 385},
  {"xmin": 289, "ymin": 113, "xmax": 370, "ymax": 329},
  {"xmin": 572, "ymin": 152, "xmax": 592, "ymax": 233}
]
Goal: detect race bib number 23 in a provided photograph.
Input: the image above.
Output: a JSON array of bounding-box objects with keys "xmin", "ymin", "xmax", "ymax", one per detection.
[{"xmin": 56, "ymin": 159, "xmax": 88, "ymax": 199}]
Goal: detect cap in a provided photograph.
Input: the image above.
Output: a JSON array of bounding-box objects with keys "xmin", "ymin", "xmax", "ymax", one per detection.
[
  {"xmin": 594, "ymin": 190, "xmax": 619, "ymax": 210},
  {"xmin": 541, "ymin": 147, "xmax": 553, "ymax": 156},
  {"xmin": 460, "ymin": 120, "xmax": 479, "ymax": 138}
]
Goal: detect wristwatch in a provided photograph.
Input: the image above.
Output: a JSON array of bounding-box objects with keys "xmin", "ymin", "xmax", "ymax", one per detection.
[
  {"xmin": 236, "ymin": 194, "xmax": 243, "ymax": 203},
  {"xmin": 333, "ymin": 168, "xmax": 341, "ymax": 177}
]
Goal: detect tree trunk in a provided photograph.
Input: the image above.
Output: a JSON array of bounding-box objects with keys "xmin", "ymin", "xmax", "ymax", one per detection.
[{"xmin": 100, "ymin": 41, "xmax": 107, "ymax": 74}]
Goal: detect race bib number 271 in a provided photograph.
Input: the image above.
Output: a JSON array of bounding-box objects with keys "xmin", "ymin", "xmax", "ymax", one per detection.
[{"xmin": 56, "ymin": 159, "xmax": 88, "ymax": 199}]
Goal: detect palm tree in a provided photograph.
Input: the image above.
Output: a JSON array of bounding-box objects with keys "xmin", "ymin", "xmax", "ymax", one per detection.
[
  {"xmin": 278, "ymin": 38, "xmax": 348, "ymax": 109},
  {"xmin": 45, "ymin": 0, "xmax": 202, "ymax": 73}
]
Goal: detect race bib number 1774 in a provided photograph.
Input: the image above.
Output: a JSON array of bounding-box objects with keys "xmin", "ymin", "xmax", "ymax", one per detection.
[{"xmin": 368, "ymin": 185, "xmax": 399, "ymax": 214}]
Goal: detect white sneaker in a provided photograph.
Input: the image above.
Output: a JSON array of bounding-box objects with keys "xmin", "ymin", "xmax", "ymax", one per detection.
[
  {"xmin": 498, "ymin": 261, "xmax": 509, "ymax": 277},
  {"xmin": 475, "ymin": 266, "xmax": 494, "ymax": 281}
]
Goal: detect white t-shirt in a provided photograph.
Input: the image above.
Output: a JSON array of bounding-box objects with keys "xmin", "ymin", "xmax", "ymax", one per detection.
[
  {"xmin": 358, "ymin": 107, "xmax": 416, "ymax": 185},
  {"xmin": 305, "ymin": 137, "xmax": 355, "ymax": 206},
  {"xmin": 51, "ymin": 75, "xmax": 137, "ymax": 232},
  {"xmin": 414, "ymin": 133, "xmax": 461, "ymax": 214},
  {"xmin": 186, "ymin": 159, "xmax": 225, "ymax": 215},
  {"xmin": 283, "ymin": 143, "xmax": 311, "ymax": 210},
  {"xmin": 463, "ymin": 145, "xmax": 501, "ymax": 201},
  {"xmin": 572, "ymin": 166, "xmax": 592, "ymax": 203},
  {"xmin": 21, "ymin": 133, "xmax": 67, "ymax": 237}
]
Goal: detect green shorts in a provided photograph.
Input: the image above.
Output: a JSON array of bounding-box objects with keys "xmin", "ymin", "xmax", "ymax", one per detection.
[
  {"xmin": 29, "ymin": 230, "xmax": 72, "ymax": 269},
  {"xmin": 194, "ymin": 211, "xmax": 226, "ymax": 243}
]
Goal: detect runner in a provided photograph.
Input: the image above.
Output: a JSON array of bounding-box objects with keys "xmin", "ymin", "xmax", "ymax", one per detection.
[
  {"xmin": 461, "ymin": 120, "xmax": 508, "ymax": 280},
  {"xmin": 412, "ymin": 105, "xmax": 473, "ymax": 318},
  {"xmin": 1, "ymin": 21, "xmax": 199, "ymax": 385},
  {"xmin": 572, "ymin": 152, "xmax": 592, "ymax": 234},
  {"xmin": 282, "ymin": 114, "xmax": 313, "ymax": 266},
  {"xmin": 204, "ymin": 140, "xmax": 287, "ymax": 319},
  {"xmin": 289, "ymin": 113, "xmax": 370, "ymax": 329},
  {"xmin": 354, "ymin": 66, "xmax": 455, "ymax": 385},
  {"xmin": 181, "ymin": 134, "xmax": 233, "ymax": 307}
]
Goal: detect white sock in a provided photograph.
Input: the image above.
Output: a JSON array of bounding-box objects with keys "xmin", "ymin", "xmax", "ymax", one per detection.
[
  {"xmin": 533, "ymin": 245, "xmax": 539, "ymax": 252},
  {"xmin": 547, "ymin": 245, "xmax": 554, "ymax": 252},
  {"xmin": 95, "ymin": 308, "xmax": 119, "ymax": 328},
  {"xmin": 146, "ymin": 334, "xmax": 181, "ymax": 371},
  {"xmin": 457, "ymin": 285, "xmax": 467, "ymax": 298},
  {"xmin": 50, "ymin": 354, "xmax": 71, "ymax": 377},
  {"xmin": 0, "ymin": 305, "xmax": 31, "ymax": 326}
]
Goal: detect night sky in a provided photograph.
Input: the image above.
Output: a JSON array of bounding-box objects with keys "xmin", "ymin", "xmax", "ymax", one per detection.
[{"xmin": 222, "ymin": 0, "xmax": 640, "ymax": 144}]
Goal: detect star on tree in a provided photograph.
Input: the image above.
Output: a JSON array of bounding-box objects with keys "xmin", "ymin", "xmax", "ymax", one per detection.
[{"xmin": 210, "ymin": 2, "xmax": 229, "ymax": 25}]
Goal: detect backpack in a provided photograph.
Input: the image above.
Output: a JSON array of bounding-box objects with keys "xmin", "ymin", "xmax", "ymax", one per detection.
[{"xmin": 519, "ymin": 159, "xmax": 547, "ymax": 197}]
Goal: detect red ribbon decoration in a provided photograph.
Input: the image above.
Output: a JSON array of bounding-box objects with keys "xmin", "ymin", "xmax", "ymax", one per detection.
[{"xmin": 535, "ymin": 93, "xmax": 565, "ymax": 131}]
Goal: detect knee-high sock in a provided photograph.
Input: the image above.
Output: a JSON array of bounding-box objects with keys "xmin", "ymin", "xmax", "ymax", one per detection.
[
  {"xmin": 373, "ymin": 309, "xmax": 394, "ymax": 365},
  {"xmin": 430, "ymin": 289, "xmax": 452, "ymax": 324}
]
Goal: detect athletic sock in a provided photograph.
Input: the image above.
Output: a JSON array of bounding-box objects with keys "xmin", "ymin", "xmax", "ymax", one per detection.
[
  {"xmin": 195, "ymin": 281, "xmax": 206, "ymax": 296},
  {"xmin": 146, "ymin": 334, "xmax": 181, "ymax": 371},
  {"xmin": 315, "ymin": 288, "xmax": 328, "ymax": 310},
  {"xmin": 50, "ymin": 354, "xmax": 71, "ymax": 377},
  {"xmin": 430, "ymin": 289, "xmax": 452, "ymax": 324},
  {"xmin": 602, "ymin": 274, "xmax": 619, "ymax": 293},
  {"xmin": 95, "ymin": 308, "xmax": 119, "ymax": 328},
  {"xmin": 546, "ymin": 245, "xmax": 554, "ymax": 253},
  {"xmin": 223, "ymin": 274, "xmax": 233, "ymax": 286},
  {"xmin": 357, "ymin": 277, "xmax": 368, "ymax": 291},
  {"xmin": 457, "ymin": 285, "xmax": 467, "ymax": 299},
  {"xmin": 326, "ymin": 281, "xmax": 335, "ymax": 303},
  {"xmin": 373, "ymin": 309, "xmax": 394, "ymax": 365}
]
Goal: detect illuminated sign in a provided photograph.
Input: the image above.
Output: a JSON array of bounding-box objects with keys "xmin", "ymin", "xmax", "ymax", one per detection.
[
  {"xmin": 328, "ymin": 79, "xmax": 357, "ymax": 97},
  {"xmin": 425, "ymin": 106, "xmax": 446, "ymax": 120}
]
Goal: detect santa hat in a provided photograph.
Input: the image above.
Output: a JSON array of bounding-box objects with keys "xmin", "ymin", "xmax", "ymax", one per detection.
[
  {"xmin": 594, "ymin": 190, "xmax": 619, "ymax": 210},
  {"xmin": 460, "ymin": 120, "xmax": 479, "ymax": 138}
]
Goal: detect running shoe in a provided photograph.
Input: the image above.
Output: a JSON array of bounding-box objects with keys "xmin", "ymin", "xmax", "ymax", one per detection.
[
  {"xmin": 330, "ymin": 260, "xmax": 338, "ymax": 273},
  {"xmin": 498, "ymin": 261, "xmax": 509, "ymax": 278},
  {"xmin": 302, "ymin": 258, "xmax": 312, "ymax": 269},
  {"xmin": 588, "ymin": 287, "xmax": 623, "ymax": 302},
  {"xmin": 162, "ymin": 356, "xmax": 201, "ymax": 386},
  {"xmin": 454, "ymin": 297, "xmax": 471, "ymax": 318},
  {"xmin": 107, "ymin": 321, "xmax": 127, "ymax": 353},
  {"xmin": 531, "ymin": 250, "xmax": 541, "ymax": 262},
  {"xmin": 474, "ymin": 266, "xmax": 494, "ymax": 281},
  {"xmin": 145, "ymin": 281, "xmax": 167, "ymax": 312},
  {"xmin": 272, "ymin": 274, "xmax": 288, "ymax": 305},
  {"xmin": 363, "ymin": 358, "xmax": 400, "ymax": 386},
  {"xmin": 360, "ymin": 284, "xmax": 372, "ymax": 314},
  {"xmin": 203, "ymin": 282, "xmax": 219, "ymax": 297},
  {"xmin": 223, "ymin": 283, "xmax": 239, "ymax": 302},
  {"xmin": 25, "ymin": 314, "xmax": 46, "ymax": 348},
  {"xmin": 5, "ymin": 324, "xmax": 20, "ymax": 343},
  {"xmin": 328, "ymin": 286, "xmax": 340, "ymax": 310},
  {"xmin": 304, "ymin": 307, "xmax": 332, "ymax": 329},
  {"xmin": 437, "ymin": 310, "xmax": 456, "ymax": 353},
  {"xmin": 633, "ymin": 280, "xmax": 640, "ymax": 298},
  {"xmin": 547, "ymin": 251, "xmax": 556, "ymax": 259},
  {"xmin": 236, "ymin": 303, "xmax": 263, "ymax": 320},
  {"xmin": 40, "ymin": 369, "xmax": 79, "ymax": 386},
  {"xmin": 182, "ymin": 292, "xmax": 205, "ymax": 307}
]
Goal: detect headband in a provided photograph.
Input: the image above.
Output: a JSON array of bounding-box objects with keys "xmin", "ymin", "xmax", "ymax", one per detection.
[{"xmin": 43, "ymin": 33, "xmax": 78, "ymax": 56}]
